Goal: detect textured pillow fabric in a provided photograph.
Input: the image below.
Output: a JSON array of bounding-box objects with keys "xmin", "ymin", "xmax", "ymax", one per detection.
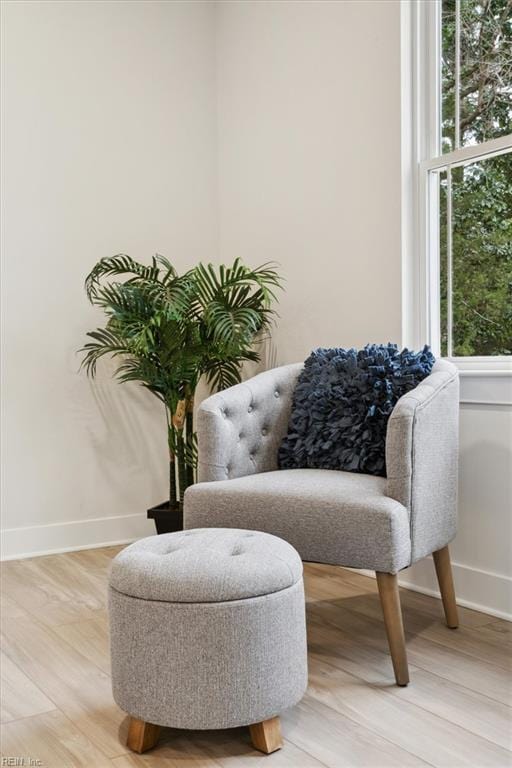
[{"xmin": 278, "ymin": 344, "xmax": 435, "ymax": 477}]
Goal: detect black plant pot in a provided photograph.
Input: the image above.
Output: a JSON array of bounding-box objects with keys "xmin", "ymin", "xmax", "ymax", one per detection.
[{"xmin": 147, "ymin": 501, "xmax": 183, "ymax": 535}]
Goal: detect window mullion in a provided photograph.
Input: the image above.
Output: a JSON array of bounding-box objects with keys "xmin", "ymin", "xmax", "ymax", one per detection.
[
  {"xmin": 454, "ymin": 0, "xmax": 461, "ymax": 150},
  {"xmin": 446, "ymin": 166, "xmax": 453, "ymax": 357},
  {"xmin": 421, "ymin": 134, "xmax": 512, "ymax": 173}
]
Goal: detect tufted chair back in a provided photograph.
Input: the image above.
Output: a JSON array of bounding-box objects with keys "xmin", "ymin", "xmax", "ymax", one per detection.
[{"xmin": 196, "ymin": 363, "xmax": 303, "ymax": 482}]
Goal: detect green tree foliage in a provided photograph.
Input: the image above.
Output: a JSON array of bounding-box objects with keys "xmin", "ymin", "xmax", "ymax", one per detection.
[
  {"xmin": 80, "ymin": 255, "xmax": 282, "ymax": 503},
  {"xmin": 440, "ymin": 0, "xmax": 512, "ymax": 356}
]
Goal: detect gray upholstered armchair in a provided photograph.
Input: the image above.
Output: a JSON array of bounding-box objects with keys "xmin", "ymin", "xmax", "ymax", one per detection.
[{"xmin": 184, "ymin": 359, "xmax": 460, "ymax": 686}]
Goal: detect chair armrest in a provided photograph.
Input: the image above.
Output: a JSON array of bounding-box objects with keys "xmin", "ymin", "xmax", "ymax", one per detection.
[
  {"xmin": 386, "ymin": 359, "xmax": 459, "ymax": 564},
  {"xmin": 196, "ymin": 363, "xmax": 303, "ymax": 482}
]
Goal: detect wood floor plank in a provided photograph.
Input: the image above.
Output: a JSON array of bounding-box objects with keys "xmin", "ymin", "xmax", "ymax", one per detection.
[
  {"xmin": 395, "ymin": 668, "xmax": 512, "ymax": 752},
  {"xmin": 112, "ymin": 755, "xmax": 215, "ymax": 768},
  {"xmin": 29, "ymin": 551, "xmax": 108, "ymax": 608},
  {"xmin": 306, "ymin": 564, "xmax": 495, "ymax": 628},
  {"xmin": 1, "ymin": 616, "xmax": 128, "ymax": 759},
  {"xmin": 307, "ymin": 609, "xmax": 422, "ymax": 684},
  {"xmin": 304, "ymin": 569, "xmax": 372, "ymax": 603},
  {"xmin": 377, "ymin": 593, "xmax": 509, "ymax": 670},
  {"xmin": 281, "ymin": 695, "xmax": 431, "ymax": 767},
  {"xmin": 306, "ymin": 614, "xmax": 512, "ymax": 750},
  {"xmin": 0, "ymin": 558, "xmax": 104, "ymax": 627},
  {"xmin": 59, "ymin": 548, "xmax": 122, "ymax": 599},
  {"xmin": 305, "ymin": 569, "xmax": 511, "ymax": 669},
  {"xmin": 307, "ymin": 656, "xmax": 512, "ymax": 767},
  {"xmin": 0, "ymin": 710, "xmax": 112, "ymax": 767},
  {"xmin": 307, "ymin": 598, "xmax": 512, "ymax": 704},
  {"xmin": 63, "ymin": 545, "xmax": 125, "ymax": 572},
  {"xmin": 0, "ymin": 652, "xmax": 56, "ymax": 723},
  {"xmin": 406, "ymin": 633, "xmax": 512, "ymax": 705},
  {"xmin": 476, "ymin": 620, "xmax": 512, "ymax": 647},
  {"xmin": 485, "ymin": 619, "xmax": 512, "ymax": 636},
  {"xmin": 53, "ymin": 616, "xmax": 111, "ymax": 675},
  {"xmin": 111, "ymin": 752, "xmax": 222, "ymax": 768},
  {"xmin": 0, "ymin": 592, "xmax": 33, "ymax": 622},
  {"xmin": 187, "ymin": 728, "xmax": 326, "ymax": 767}
]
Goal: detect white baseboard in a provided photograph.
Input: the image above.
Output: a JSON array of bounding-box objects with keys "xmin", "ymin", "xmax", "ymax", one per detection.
[
  {"xmin": 351, "ymin": 558, "xmax": 512, "ymax": 622},
  {"xmin": 0, "ymin": 513, "xmax": 155, "ymax": 561}
]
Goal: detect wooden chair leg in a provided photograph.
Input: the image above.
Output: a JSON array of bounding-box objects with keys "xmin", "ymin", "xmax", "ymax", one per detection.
[
  {"xmin": 433, "ymin": 545, "xmax": 459, "ymax": 629},
  {"xmin": 126, "ymin": 716, "xmax": 161, "ymax": 753},
  {"xmin": 376, "ymin": 572, "xmax": 410, "ymax": 686},
  {"xmin": 249, "ymin": 716, "xmax": 283, "ymax": 754}
]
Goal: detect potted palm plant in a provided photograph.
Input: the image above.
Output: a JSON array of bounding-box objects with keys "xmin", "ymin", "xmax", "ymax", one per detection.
[{"xmin": 80, "ymin": 254, "xmax": 282, "ymax": 533}]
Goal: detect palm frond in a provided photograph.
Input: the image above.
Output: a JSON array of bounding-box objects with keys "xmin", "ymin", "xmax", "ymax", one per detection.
[
  {"xmin": 79, "ymin": 328, "xmax": 131, "ymax": 377},
  {"xmin": 191, "ymin": 262, "xmax": 223, "ymax": 307},
  {"xmin": 85, "ymin": 254, "xmax": 162, "ymax": 301},
  {"xmin": 204, "ymin": 358, "xmax": 243, "ymax": 391},
  {"xmin": 205, "ymin": 302, "xmax": 262, "ymax": 345},
  {"xmin": 222, "ymin": 258, "xmax": 283, "ymax": 304}
]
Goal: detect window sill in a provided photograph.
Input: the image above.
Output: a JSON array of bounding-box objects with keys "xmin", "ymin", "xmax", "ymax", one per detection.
[
  {"xmin": 444, "ymin": 357, "xmax": 512, "ymax": 406},
  {"xmin": 445, "ymin": 357, "xmax": 512, "ymax": 377}
]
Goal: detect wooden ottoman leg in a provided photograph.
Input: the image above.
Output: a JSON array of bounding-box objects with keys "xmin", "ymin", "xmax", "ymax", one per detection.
[
  {"xmin": 127, "ymin": 716, "xmax": 161, "ymax": 753},
  {"xmin": 249, "ymin": 716, "xmax": 283, "ymax": 754}
]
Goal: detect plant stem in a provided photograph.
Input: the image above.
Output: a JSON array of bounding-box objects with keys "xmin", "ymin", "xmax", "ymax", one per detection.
[
  {"xmin": 186, "ymin": 398, "xmax": 194, "ymax": 487},
  {"xmin": 177, "ymin": 432, "xmax": 187, "ymax": 503},
  {"xmin": 170, "ymin": 400, "xmax": 188, "ymax": 505},
  {"xmin": 169, "ymin": 455, "xmax": 177, "ymax": 506},
  {"xmin": 165, "ymin": 406, "xmax": 178, "ymax": 506}
]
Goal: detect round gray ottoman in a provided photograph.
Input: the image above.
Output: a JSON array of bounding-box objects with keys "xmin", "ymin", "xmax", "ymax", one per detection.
[{"xmin": 109, "ymin": 528, "xmax": 308, "ymax": 755}]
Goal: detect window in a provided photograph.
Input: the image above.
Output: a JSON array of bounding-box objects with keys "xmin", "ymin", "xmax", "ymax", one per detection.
[{"xmin": 417, "ymin": 0, "xmax": 512, "ymax": 361}]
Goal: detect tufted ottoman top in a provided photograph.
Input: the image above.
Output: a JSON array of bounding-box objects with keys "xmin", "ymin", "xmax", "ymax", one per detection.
[{"xmin": 110, "ymin": 528, "xmax": 303, "ymax": 603}]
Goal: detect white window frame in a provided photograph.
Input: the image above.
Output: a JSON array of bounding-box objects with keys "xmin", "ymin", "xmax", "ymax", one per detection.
[{"xmin": 402, "ymin": 0, "xmax": 512, "ymax": 376}]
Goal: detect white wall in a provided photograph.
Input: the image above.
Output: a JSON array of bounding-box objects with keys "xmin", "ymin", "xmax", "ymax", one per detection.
[
  {"xmin": 400, "ymin": 386, "xmax": 512, "ymax": 619},
  {"xmin": 1, "ymin": 0, "xmax": 217, "ymax": 556},
  {"xmin": 216, "ymin": 0, "xmax": 403, "ymax": 363}
]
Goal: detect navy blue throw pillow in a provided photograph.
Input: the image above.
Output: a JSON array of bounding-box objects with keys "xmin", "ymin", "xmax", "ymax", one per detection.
[{"xmin": 278, "ymin": 344, "xmax": 435, "ymax": 477}]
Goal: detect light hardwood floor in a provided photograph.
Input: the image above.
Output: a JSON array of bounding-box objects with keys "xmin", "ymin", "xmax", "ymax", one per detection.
[{"xmin": 1, "ymin": 546, "xmax": 511, "ymax": 767}]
